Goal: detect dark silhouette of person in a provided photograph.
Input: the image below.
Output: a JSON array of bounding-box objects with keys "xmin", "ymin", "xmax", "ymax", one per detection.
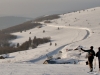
[
  {"xmin": 81, "ymin": 46, "xmax": 95, "ymax": 72},
  {"xmin": 96, "ymin": 47, "xmax": 100, "ymax": 71}
]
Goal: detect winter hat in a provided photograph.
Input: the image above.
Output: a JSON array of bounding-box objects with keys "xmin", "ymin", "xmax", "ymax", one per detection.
[
  {"xmin": 98, "ymin": 47, "xmax": 100, "ymax": 50},
  {"xmin": 90, "ymin": 46, "xmax": 93, "ymax": 48}
]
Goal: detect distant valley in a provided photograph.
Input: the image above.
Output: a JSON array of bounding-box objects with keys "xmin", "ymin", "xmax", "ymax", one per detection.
[{"xmin": 0, "ymin": 16, "xmax": 33, "ymax": 30}]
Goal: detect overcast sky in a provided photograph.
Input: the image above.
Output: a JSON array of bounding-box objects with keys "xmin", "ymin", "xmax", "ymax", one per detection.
[{"xmin": 0, "ymin": 0, "xmax": 100, "ymax": 18}]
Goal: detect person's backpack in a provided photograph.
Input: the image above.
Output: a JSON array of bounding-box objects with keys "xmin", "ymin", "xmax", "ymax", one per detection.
[
  {"xmin": 88, "ymin": 51, "xmax": 94, "ymax": 57},
  {"xmin": 89, "ymin": 52, "xmax": 93, "ymax": 56}
]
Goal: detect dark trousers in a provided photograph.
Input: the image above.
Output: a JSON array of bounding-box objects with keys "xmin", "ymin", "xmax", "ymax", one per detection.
[
  {"xmin": 98, "ymin": 59, "xmax": 100, "ymax": 69},
  {"xmin": 88, "ymin": 57, "xmax": 93, "ymax": 69}
]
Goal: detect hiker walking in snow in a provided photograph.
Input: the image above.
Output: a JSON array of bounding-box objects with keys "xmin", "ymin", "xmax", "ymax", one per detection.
[
  {"xmin": 96, "ymin": 47, "xmax": 100, "ymax": 71},
  {"xmin": 81, "ymin": 46, "xmax": 95, "ymax": 72}
]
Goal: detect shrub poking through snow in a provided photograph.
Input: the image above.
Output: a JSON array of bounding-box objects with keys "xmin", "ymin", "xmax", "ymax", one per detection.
[
  {"xmin": 17, "ymin": 43, "xmax": 20, "ymax": 47},
  {"xmin": 55, "ymin": 43, "xmax": 57, "ymax": 46},
  {"xmin": 50, "ymin": 42, "xmax": 52, "ymax": 46},
  {"xmin": 43, "ymin": 30, "xmax": 45, "ymax": 33},
  {"xmin": 29, "ymin": 32, "xmax": 31, "ymax": 34},
  {"xmin": 58, "ymin": 27, "xmax": 59, "ymax": 30},
  {"xmin": 0, "ymin": 56, "xmax": 5, "ymax": 59}
]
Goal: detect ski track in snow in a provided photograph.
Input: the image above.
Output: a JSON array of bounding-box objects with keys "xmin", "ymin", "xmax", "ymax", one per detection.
[
  {"xmin": 26, "ymin": 24, "xmax": 92, "ymax": 63},
  {"xmin": 47, "ymin": 24, "xmax": 92, "ymax": 47},
  {"xmin": 47, "ymin": 24, "xmax": 92, "ymax": 40}
]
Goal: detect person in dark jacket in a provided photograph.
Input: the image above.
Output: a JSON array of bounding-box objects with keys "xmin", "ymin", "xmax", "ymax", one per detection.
[
  {"xmin": 96, "ymin": 47, "xmax": 100, "ymax": 71},
  {"xmin": 81, "ymin": 46, "xmax": 95, "ymax": 72}
]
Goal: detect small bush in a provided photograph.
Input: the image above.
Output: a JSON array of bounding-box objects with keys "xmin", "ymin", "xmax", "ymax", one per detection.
[
  {"xmin": 58, "ymin": 27, "xmax": 59, "ymax": 30},
  {"xmin": 17, "ymin": 43, "xmax": 20, "ymax": 47},
  {"xmin": 44, "ymin": 20, "xmax": 51, "ymax": 23},
  {"xmin": 43, "ymin": 30, "xmax": 45, "ymax": 33},
  {"xmin": 55, "ymin": 43, "xmax": 57, "ymax": 46},
  {"xmin": 50, "ymin": 42, "xmax": 52, "ymax": 46},
  {"xmin": 29, "ymin": 32, "xmax": 31, "ymax": 34}
]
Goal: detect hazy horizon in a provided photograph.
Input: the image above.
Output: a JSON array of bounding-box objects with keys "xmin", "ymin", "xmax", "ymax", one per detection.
[
  {"xmin": 0, "ymin": 0, "xmax": 100, "ymax": 18},
  {"xmin": 0, "ymin": 0, "xmax": 100, "ymax": 30}
]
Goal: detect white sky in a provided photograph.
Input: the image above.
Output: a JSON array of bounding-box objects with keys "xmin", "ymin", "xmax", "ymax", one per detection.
[{"xmin": 0, "ymin": 0, "xmax": 100, "ymax": 18}]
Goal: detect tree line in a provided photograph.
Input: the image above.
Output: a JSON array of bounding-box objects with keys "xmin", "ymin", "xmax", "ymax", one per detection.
[{"xmin": 0, "ymin": 36, "xmax": 51, "ymax": 55}]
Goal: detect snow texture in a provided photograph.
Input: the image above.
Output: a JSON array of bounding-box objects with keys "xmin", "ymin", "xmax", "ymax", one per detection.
[{"xmin": 1, "ymin": 7, "xmax": 100, "ymax": 75}]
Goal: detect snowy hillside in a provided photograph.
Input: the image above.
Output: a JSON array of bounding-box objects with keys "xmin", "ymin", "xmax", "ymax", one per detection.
[{"xmin": 1, "ymin": 7, "xmax": 100, "ymax": 75}]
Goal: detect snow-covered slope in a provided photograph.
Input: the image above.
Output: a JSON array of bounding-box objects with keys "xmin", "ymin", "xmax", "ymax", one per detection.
[{"xmin": 1, "ymin": 7, "xmax": 100, "ymax": 75}]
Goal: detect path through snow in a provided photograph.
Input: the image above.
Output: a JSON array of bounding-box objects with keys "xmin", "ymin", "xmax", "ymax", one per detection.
[{"xmin": 30, "ymin": 24, "xmax": 92, "ymax": 62}]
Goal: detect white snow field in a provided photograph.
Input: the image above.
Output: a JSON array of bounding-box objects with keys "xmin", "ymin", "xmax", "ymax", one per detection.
[{"xmin": 1, "ymin": 7, "xmax": 100, "ymax": 75}]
